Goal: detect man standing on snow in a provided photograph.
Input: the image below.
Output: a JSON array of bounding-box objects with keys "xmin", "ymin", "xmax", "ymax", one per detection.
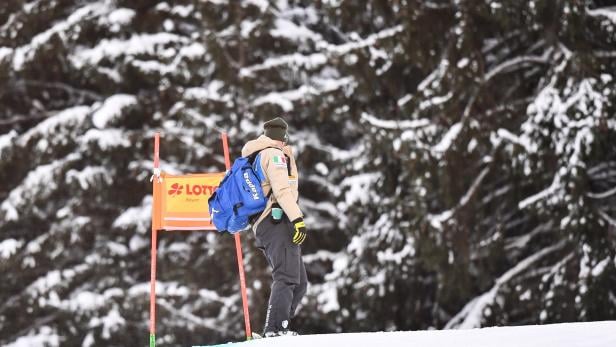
[{"xmin": 241, "ymin": 117, "xmax": 308, "ymax": 337}]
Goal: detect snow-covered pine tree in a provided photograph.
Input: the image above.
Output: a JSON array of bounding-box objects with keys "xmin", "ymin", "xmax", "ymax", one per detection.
[
  {"xmin": 0, "ymin": 0, "xmax": 614, "ymax": 346},
  {"xmin": 0, "ymin": 0, "xmax": 365, "ymax": 344},
  {"xmin": 0, "ymin": 1, "xmax": 268, "ymax": 345},
  {"xmin": 349, "ymin": 0, "xmax": 616, "ymax": 330}
]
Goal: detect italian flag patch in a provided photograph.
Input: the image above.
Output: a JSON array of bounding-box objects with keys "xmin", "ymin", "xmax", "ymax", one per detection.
[{"xmin": 273, "ymin": 155, "xmax": 287, "ymax": 167}]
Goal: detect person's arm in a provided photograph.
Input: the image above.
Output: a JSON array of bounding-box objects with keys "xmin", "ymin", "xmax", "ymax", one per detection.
[{"xmin": 262, "ymin": 149, "xmax": 303, "ymax": 221}]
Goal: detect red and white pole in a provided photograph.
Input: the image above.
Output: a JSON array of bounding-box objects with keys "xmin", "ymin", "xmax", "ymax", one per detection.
[
  {"xmin": 221, "ymin": 132, "xmax": 253, "ymax": 340},
  {"xmin": 149, "ymin": 132, "xmax": 160, "ymax": 347}
]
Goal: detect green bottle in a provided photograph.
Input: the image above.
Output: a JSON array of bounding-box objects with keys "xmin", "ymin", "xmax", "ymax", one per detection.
[{"xmin": 271, "ymin": 203, "xmax": 283, "ymax": 223}]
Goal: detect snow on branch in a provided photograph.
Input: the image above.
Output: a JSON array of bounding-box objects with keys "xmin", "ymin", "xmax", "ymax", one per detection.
[
  {"xmin": 544, "ymin": 252, "xmax": 575, "ymax": 280},
  {"xmin": 294, "ymin": 130, "xmax": 366, "ymax": 162},
  {"xmin": 0, "ymin": 47, "xmax": 12, "ymax": 63},
  {"xmin": 12, "ymin": 2, "xmax": 111, "ymax": 71},
  {"xmin": 23, "ymin": 263, "xmax": 92, "ymax": 299},
  {"xmin": 397, "ymin": 94, "xmax": 413, "ymax": 107},
  {"xmin": 318, "ymin": 24, "xmax": 403, "ymax": 55},
  {"xmin": 71, "ymin": 33, "xmax": 189, "ymax": 68},
  {"xmin": 129, "ymin": 280, "xmax": 235, "ymax": 333},
  {"xmin": 505, "ymin": 222, "xmax": 553, "ymax": 252},
  {"xmin": 427, "ymin": 209, "xmax": 454, "ymax": 230},
  {"xmin": 80, "ymin": 128, "xmax": 131, "ymax": 151},
  {"xmin": 587, "ymin": 186, "xmax": 616, "ymax": 200},
  {"xmin": 240, "ymin": 52, "xmax": 327, "ymax": 76},
  {"xmin": 157, "ymin": 300, "xmax": 225, "ymax": 333},
  {"xmin": 18, "ymin": 80, "xmax": 103, "ymax": 102},
  {"xmin": 398, "ymin": 59, "xmax": 453, "ymax": 110},
  {"xmin": 340, "ymin": 172, "xmax": 380, "ymax": 206},
  {"xmin": 518, "ymin": 77, "xmax": 609, "ymax": 211},
  {"xmin": 598, "ymin": 210, "xmax": 616, "ymax": 227},
  {"xmin": 484, "ymin": 50, "xmax": 552, "ymax": 82},
  {"xmin": 586, "ymin": 6, "xmax": 616, "ymax": 24},
  {"xmin": 595, "ymin": 50, "xmax": 616, "ymax": 58},
  {"xmin": 418, "ymin": 92, "xmax": 453, "ymax": 111},
  {"xmin": 6, "ymin": 326, "xmax": 60, "ymax": 347},
  {"xmin": 445, "ymin": 241, "xmax": 566, "ymax": 329},
  {"xmin": 432, "ymin": 122, "xmax": 463, "ymax": 155},
  {"xmin": 428, "ymin": 130, "xmax": 503, "ymax": 231},
  {"xmin": 518, "ymin": 174, "xmax": 561, "ymax": 210},
  {"xmin": 18, "ymin": 106, "xmax": 91, "ymax": 145},
  {"xmin": 312, "ymin": 281, "xmax": 341, "ymax": 313},
  {"xmin": 91, "ymin": 94, "xmax": 138, "ymax": 129},
  {"xmin": 252, "ymin": 77, "xmax": 355, "ymax": 111},
  {"xmin": 1, "ymin": 153, "xmax": 80, "ymax": 221},
  {"xmin": 51, "ymin": 288, "xmax": 125, "ymax": 325},
  {"xmin": 0, "ymin": 239, "xmax": 23, "ymax": 260},
  {"xmin": 427, "ymin": 167, "xmax": 490, "ymax": 230},
  {"xmin": 0, "ymin": 130, "xmax": 17, "ymax": 157},
  {"xmin": 459, "ymin": 167, "xmax": 490, "ymax": 207},
  {"xmin": 496, "ymin": 128, "xmax": 536, "ymax": 153},
  {"xmin": 302, "ymin": 250, "xmax": 341, "ymax": 264},
  {"xmin": 112, "ymin": 196, "xmax": 152, "ymax": 234},
  {"xmin": 183, "ymin": 80, "xmax": 232, "ymax": 105},
  {"xmin": 377, "ymin": 237, "xmax": 416, "ymax": 264},
  {"xmin": 422, "ymin": 1, "xmax": 454, "ymax": 10},
  {"xmin": 418, "ymin": 59, "xmax": 449, "ymax": 91},
  {"xmin": 65, "ymin": 166, "xmax": 112, "ymax": 190},
  {"xmin": 271, "ymin": 18, "xmax": 324, "ymax": 44},
  {"xmin": 361, "ymin": 112, "xmax": 430, "ymax": 130},
  {"xmin": 240, "ymin": 25, "xmax": 403, "ymax": 76}
]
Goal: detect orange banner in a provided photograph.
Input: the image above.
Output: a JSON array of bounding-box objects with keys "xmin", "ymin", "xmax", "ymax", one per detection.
[{"xmin": 152, "ymin": 172, "xmax": 225, "ymax": 231}]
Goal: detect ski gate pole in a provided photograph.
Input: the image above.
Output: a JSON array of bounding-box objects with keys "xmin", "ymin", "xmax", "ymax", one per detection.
[
  {"xmin": 221, "ymin": 132, "xmax": 253, "ymax": 340},
  {"xmin": 150, "ymin": 132, "xmax": 160, "ymax": 347}
]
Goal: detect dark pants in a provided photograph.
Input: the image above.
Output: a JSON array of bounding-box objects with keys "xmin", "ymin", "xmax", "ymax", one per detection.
[{"xmin": 255, "ymin": 216, "xmax": 308, "ymax": 333}]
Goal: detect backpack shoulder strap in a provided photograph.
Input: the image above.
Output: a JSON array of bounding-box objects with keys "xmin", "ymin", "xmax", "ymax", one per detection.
[
  {"xmin": 246, "ymin": 146, "xmax": 280, "ymax": 164},
  {"xmin": 248, "ymin": 146, "xmax": 293, "ymax": 196},
  {"xmin": 284, "ymin": 154, "xmax": 291, "ymax": 176}
]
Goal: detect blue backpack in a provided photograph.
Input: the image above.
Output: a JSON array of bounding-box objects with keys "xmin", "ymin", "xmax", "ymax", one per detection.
[{"xmin": 208, "ymin": 148, "xmax": 289, "ymax": 233}]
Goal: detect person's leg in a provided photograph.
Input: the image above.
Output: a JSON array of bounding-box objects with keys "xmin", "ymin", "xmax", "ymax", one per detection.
[
  {"xmin": 289, "ymin": 254, "xmax": 307, "ymax": 318},
  {"xmin": 257, "ymin": 217, "xmax": 301, "ymax": 334}
]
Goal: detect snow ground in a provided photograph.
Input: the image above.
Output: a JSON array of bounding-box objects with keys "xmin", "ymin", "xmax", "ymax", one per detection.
[{"xmin": 196, "ymin": 321, "xmax": 616, "ymax": 347}]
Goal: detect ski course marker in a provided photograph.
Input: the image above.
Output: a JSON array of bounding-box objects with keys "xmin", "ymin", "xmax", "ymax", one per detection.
[{"xmin": 149, "ymin": 132, "xmax": 253, "ymax": 347}]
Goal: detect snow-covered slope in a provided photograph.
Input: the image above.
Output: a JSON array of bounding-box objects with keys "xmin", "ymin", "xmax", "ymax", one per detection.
[{"xmin": 200, "ymin": 321, "xmax": 616, "ymax": 347}]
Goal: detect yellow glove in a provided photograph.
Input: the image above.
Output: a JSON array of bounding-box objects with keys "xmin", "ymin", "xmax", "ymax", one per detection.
[{"xmin": 291, "ymin": 218, "xmax": 307, "ymax": 245}]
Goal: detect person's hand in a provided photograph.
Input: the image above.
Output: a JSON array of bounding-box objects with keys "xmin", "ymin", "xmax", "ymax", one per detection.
[{"xmin": 291, "ymin": 218, "xmax": 307, "ymax": 245}]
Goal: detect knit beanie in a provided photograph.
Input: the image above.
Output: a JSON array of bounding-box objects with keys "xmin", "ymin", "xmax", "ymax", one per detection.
[{"xmin": 263, "ymin": 117, "xmax": 288, "ymax": 142}]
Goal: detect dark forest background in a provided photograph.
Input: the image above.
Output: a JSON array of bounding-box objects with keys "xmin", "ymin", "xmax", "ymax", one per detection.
[{"xmin": 0, "ymin": 0, "xmax": 615, "ymax": 346}]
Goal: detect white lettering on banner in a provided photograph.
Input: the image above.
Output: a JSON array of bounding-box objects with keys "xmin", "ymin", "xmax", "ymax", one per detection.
[{"xmin": 168, "ymin": 183, "xmax": 217, "ymax": 197}]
